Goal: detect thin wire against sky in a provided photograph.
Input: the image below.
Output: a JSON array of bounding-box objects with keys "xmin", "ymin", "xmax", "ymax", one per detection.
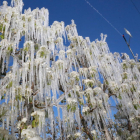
[{"xmin": 84, "ymin": 0, "xmax": 122, "ymax": 36}]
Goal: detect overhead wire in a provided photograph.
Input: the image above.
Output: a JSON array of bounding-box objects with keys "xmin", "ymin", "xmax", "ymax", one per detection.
[
  {"xmin": 130, "ymin": 0, "xmax": 140, "ymax": 16},
  {"xmin": 84, "ymin": 0, "xmax": 137, "ymax": 60},
  {"xmin": 84, "ymin": 0, "xmax": 122, "ymax": 36}
]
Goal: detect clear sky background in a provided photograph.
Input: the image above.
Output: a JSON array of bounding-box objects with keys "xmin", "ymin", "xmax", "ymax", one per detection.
[{"xmin": 3, "ymin": 0, "xmax": 140, "ymax": 59}]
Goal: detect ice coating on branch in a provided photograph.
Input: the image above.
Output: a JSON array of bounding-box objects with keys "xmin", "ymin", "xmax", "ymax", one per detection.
[
  {"xmin": 21, "ymin": 127, "xmax": 42, "ymax": 140},
  {"xmin": 0, "ymin": 0, "xmax": 140, "ymax": 139}
]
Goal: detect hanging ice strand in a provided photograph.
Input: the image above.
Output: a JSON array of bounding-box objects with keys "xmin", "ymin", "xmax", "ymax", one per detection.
[{"xmin": 0, "ymin": 0, "xmax": 140, "ymax": 140}]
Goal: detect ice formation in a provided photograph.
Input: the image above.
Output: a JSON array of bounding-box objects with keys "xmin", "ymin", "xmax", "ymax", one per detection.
[{"xmin": 0, "ymin": 0, "xmax": 140, "ymax": 140}]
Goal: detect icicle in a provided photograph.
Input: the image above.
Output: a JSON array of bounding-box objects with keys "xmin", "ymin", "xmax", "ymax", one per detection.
[
  {"xmin": 38, "ymin": 116, "xmax": 41, "ymax": 134},
  {"xmin": 57, "ymin": 107, "xmax": 61, "ymax": 133},
  {"xmin": 2, "ymin": 118, "xmax": 4, "ymax": 129},
  {"xmin": 6, "ymin": 116, "xmax": 9, "ymax": 131},
  {"xmin": 1, "ymin": 56, "xmax": 5, "ymax": 74},
  {"xmin": 75, "ymin": 107, "xmax": 81, "ymax": 132},
  {"xmin": 39, "ymin": 64, "xmax": 43, "ymax": 101},
  {"xmin": 49, "ymin": 108, "xmax": 54, "ymax": 138}
]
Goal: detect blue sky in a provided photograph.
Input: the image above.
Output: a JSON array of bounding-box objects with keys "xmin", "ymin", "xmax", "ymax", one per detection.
[{"xmin": 3, "ymin": 0, "xmax": 140, "ymax": 59}]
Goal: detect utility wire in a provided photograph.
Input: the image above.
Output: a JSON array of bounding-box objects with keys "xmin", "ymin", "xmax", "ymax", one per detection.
[
  {"xmin": 84, "ymin": 0, "xmax": 122, "ymax": 36},
  {"xmin": 84, "ymin": 0, "xmax": 137, "ymax": 60},
  {"xmin": 130, "ymin": 0, "xmax": 140, "ymax": 16}
]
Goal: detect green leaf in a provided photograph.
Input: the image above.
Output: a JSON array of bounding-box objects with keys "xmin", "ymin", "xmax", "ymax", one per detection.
[
  {"xmin": 8, "ymin": 46, "xmax": 11, "ymax": 51},
  {"xmin": 1, "ymin": 95, "xmax": 5, "ymax": 100},
  {"xmin": 130, "ymin": 88, "xmax": 133, "ymax": 92},
  {"xmin": 28, "ymin": 63, "xmax": 30, "ymax": 70},
  {"xmin": 45, "ymin": 110, "xmax": 48, "ymax": 118},
  {"xmin": 24, "ymin": 46, "xmax": 29, "ymax": 52},
  {"xmin": 0, "ymin": 24, "xmax": 3, "ymax": 31},
  {"xmin": 29, "ymin": 97, "xmax": 32, "ymax": 103},
  {"xmin": 67, "ymin": 104, "xmax": 71, "ymax": 111},
  {"xmin": 71, "ymin": 105, "xmax": 76, "ymax": 112},
  {"xmin": 122, "ymin": 63, "xmax": 128, "ymax": 69},
  {"xmin": 40, "ymin": 51, "xmax": 45, "ymax": 57},
  {"xmin": 105, "ymin": 80, "xmax": 109, "ymax": 85},
  {"xmin": 134, "ymin": 75, "xmax": 137, "ymax": 79},
  {"xmin": 117, "ymin": 129, "xmax": 122, "ymax": 136},
  {"xmin": 24, "ymin": 124, "xmax": 27, "ymax": 129},
  {"xmin": 134, "ymin": 104, "xmax": 137, "ymax": 110},
  {"xmin": 68, "ymin": 93, "xmax": 71, "ymax": 97},
  {"xmin": 90, "ymin": 50, "xmax": 92, "ymax": 55},
  {"xmin": 91, "ymin": 74, "xmax": 94, "ymax": 77},
  {"xmin": 32, "ymin": 120, "xmax": 35, "ymax": 128},
  {"xmin": 35, "ymin": 44, "xmax": 39, "ymax": 50},
  {"xmin": 0, "ymin": 34, "xmax": 4, "ymax": 39},
  {"xmin": 16, "ymin": 94, "xmax": 22, "ymax": 101},
  {"xmin": 32, "ymin": 115, "xmax": 39, "ymax": 128},
  {"xmin": 61, "ymin": 98, "xmax": 66, "ymax": 103},
  {"xmin": 132, "ymin": 85, "xmax": 137, "ymax": 92},
  {"xmin": 89, "ymin": 83, "xmax": 93, "ymax": 87},
  {"xmin": 9, "ymin": 81, "xmax": 13, "ymax": 88},
  {"xmin": 6, "ymin": 81, "xmax": 13, "ymax": 89},
  {"xmin": 75, "ymin": 76, "xmax": 79, "ymax": 81},
  {"xmin": 118, "ymin": 93, "xmax": 122, "ymax": 100}
]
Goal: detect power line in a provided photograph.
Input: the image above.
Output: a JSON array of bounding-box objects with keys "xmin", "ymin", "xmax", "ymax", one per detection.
[
  {"xmin": 84, "ymin": 0, "xmax": 122, "ymax": 36},
  {"xmin": 130, "ymin": 0, "xmax": 140, "ymax": 16}
]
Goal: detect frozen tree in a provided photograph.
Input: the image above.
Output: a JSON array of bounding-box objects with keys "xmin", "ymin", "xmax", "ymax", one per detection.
[{"xmin": 0, "ymin": 0, "xmax": 140, "ymax": 140}]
